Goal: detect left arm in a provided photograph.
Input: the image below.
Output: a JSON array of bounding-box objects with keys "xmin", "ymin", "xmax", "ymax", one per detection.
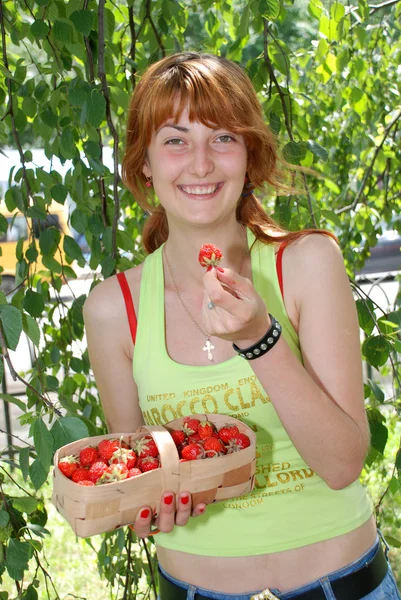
[{"xmin": 203, "ymin": 235, "xmax": 369, "ymax": 490}]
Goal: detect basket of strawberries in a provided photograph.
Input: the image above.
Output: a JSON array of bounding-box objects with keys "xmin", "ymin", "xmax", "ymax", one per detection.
[{"xmin": 52, "ymin": 413, "xmax": 256, "ymax": 537}]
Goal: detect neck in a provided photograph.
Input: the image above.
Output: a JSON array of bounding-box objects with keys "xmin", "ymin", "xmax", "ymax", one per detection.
[{"xmin": 163, "ymin": 220, "xmax": 248, "ymax": 287}]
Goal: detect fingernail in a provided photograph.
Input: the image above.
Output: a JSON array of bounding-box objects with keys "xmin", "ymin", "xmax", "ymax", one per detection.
[
  {"xmin": 199, "ymin": 505, "xmax": 205, "ymax": 513},
  {"xmin": 140, "ymin": 509, "xmax": 150, "ymax": 519},
  {"xmin": 164, "ymin": 494, "xmax": 174, "ymax": 505},
  {"xmin": 180, "ymin": 495, "xmax": 189, "ymax": 505},
  {"xmin": 217, "ymin": 267, "xmax": 224, "ymax": 272},
  {"xmin": 206, "ymin": 265, "xmax": 213, "ymax": 272}
]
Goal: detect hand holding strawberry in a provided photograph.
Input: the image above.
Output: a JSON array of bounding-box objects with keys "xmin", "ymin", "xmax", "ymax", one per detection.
[{"xmin": 202, "ymin": 266, "xmax": 271, "ymax": 348}]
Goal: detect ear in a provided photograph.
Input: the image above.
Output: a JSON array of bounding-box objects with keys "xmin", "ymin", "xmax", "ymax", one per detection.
[{"xmin": 142, "ymin": 162, "xmax": 151, "ymax": 178}]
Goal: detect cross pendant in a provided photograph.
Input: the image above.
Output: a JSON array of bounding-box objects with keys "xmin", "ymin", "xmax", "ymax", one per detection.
[{"xmin": 203, "ymin": 338, "xmax": 215, "ymax": 361}]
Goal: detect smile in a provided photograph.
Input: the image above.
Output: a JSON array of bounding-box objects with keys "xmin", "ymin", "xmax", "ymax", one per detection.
[{"xmin": 178, "ymin": 183, "xmax": 222, "ymax": 195}]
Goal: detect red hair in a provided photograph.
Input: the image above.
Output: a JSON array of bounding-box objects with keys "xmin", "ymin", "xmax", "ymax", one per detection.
[{"xmin": 122, "ymin": 52, "xmax": 337, "ymax": 253}]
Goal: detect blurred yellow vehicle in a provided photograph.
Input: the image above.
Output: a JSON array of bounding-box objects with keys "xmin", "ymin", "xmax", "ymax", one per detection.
[{"xmin": 0, "ymin": 202, "xmax": 71, "ymax": 296}]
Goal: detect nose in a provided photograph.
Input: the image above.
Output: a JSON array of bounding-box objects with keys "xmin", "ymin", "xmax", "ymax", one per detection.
[{"xmin": 188, "ymin": 143, "xmax": 214, "ymax": 178}]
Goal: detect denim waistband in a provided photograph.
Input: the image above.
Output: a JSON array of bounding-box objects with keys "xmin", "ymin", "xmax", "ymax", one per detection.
[{"xmin": 158, "ymin": 534, "xmax": 382, "ymax": 600}]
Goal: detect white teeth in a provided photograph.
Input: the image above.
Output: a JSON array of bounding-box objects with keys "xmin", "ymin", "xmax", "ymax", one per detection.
[{"xmin": 181, "ymin": 185, "xmax": 217, "ymax": 195}]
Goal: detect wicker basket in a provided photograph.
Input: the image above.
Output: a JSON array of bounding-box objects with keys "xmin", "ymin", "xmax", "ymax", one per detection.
[{"xmin": 52, "ymin": 413, "xmax": 256, "ymax": 537}]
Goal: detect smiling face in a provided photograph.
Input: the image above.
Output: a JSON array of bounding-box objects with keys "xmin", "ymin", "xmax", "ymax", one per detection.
[{"xmin": 142, "ymin": 106, "xmax": 248, "ymax": 228}]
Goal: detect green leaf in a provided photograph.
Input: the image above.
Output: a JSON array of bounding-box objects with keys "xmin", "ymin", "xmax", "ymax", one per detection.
[
  {"xmin": 32, "ymin": 418, "xmax": 54, "ymax": 471},
  {"xmin": 63, "ymin": 235, "xmax": 84, "ymax": 263},
  {"xmin": 307, "ymin": 140, "xmax": 328, "ymax": 161},
  {"xmin": 29, "ymin": 459, "xmax": 48, "ymax": 490},
  {"xmin": 356, "ymin": 299, "xmax": 375, "ymax": 336},
  {"xmin": 23, "ymin": 290, "xmax": 45, "ymax": 319},
  {"xmin": 367, "ymin": 379, "xmax": 385, "ymax": 403},
  {"xmin": 11, "ymin": 497, "xmax": 38, "ymax": 515},
  {"xmin": 396, "ymin": 449, "xmax": 401, "ymax": 478},
  {"xmin": 21, "ymin": 584, "xmax": 38, "ymax": 600},
  {"xmin": 19, "ymin": 446, "xmax": 31, "ymax": 481},
  {"xmin": 0, "ymin": 393, "xmax": 25, "ymax": 411},
  {"xmin": 69, "ymin": 10, "xmax": 94, "ymax": 37},
  {"xmin": 385, "ymin": 536, "xmax": 401, "ymax": 548},
  {"xmin": 22, "ymin": 313, "xmax": 40, "ymax": 347},
  {"xmin": 30, "ymin": 20, "xmax": 50, "ymax": 39},
  {"xmin": 5, "ymin": 539, "xmax": 33, "ymax": 581},
  {"xmin": 0, "ymin": 510, "xmax": 10, "ymax": 527},
  {"xmin": 53, "ymin": 20, "xmax": 73, "ymax": 44},
  {"xmin": 259, "ymin": 0, "xmax": 281, "ymax": 20},
  {"xmin": 101, "ymin": 255, "xmax": 116, "ymax": 279},
  {"xmin": 70, "ymin": 209, "xmax": 88, "ymax": 233},
  {"xmin": 367, "ymin": 411, "xmax": 388, "ymax": 455},
  {"xmin": 0, "ymin": 305, "xmax": 22, "ymax": 351},
  {"xmin": 362, "ymin": 336, "xmax": 391, "ymax": 369},
  {"xmin": 50, "ymin": 184, "xmax": 68, "ymax": 205},
  {"xmin": 60, "ymin": 127, "xmax": 76, "ymax": 159},
  {"xmin": 39, "ymin": 227, "xmax": 61, "ymax": 257},
  {"xmin": 282, "ymin": 141, "xmax": 306, "ymax": 165},
  {"xmin": 50, "ymin": 417, "xmax": 89, "ymax": 451},
  {"xmin": 84, "ymin": 90, "xmax": 106, "ymax": 128}
]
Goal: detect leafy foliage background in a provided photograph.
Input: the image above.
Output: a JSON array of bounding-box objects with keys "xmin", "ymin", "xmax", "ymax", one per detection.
[{"xmin": 0, "ymin": 0, "xmax": 400, "ymax": 598}]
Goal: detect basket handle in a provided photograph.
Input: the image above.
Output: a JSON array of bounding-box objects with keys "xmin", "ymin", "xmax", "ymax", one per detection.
[{"xmin": 137, "ymin": 426, "xmax": 181, "ymax": 503}]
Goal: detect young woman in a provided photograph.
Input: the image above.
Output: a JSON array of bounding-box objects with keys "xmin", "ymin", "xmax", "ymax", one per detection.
[{"xmin": 83, "ymin": 53, "xmax": 400, "ymax": 600}]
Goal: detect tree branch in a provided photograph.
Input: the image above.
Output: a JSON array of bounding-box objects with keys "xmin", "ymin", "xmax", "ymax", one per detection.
[
  {"xmin": 336, "ymin": 108, "xmax": 401, "ymax": 215},
  {"xmin": 0, "ymin": 324, "xmax": 62, "ymax": 416},
  {"xmin": 263, "ymin": 19, "xmax": 294, "ymax": 142},
  {"xmin": 98, "ymin": 0, "xmax": 121, "ymax": 264}
]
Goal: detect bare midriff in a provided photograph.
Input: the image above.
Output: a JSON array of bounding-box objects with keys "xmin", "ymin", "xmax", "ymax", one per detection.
[{"xmin": 157, "ymin": 516, "xmax": 377, "ymax": 594}]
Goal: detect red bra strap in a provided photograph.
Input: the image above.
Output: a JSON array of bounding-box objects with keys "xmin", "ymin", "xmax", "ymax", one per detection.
[
  {"xmin": 116, "ymin": 272, "xmax": 137, "ymax": 344},
  {"xmin": 276, "ymin": 241, "xmax": 288, "ymax": 299}
]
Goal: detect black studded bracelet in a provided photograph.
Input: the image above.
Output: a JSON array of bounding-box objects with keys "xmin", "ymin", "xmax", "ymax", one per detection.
[{"xmin": 232, "ymin": 314, "xmax": 282, "ymax": 360}]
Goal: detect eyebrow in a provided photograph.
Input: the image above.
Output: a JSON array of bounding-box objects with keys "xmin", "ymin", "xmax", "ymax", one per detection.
[{"xmin": 156, "ymin": 124, "xmax": 189, "ymax": 135}]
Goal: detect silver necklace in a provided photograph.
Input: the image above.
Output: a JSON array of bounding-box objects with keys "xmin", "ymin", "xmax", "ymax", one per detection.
[{"xmin": 163, "ymin": 227, "xmax": 248, "ymax": 361}]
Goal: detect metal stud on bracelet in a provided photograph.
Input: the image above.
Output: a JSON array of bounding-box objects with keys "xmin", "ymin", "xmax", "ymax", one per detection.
[{"xmin": 232, "ymin": 314, "xmax": 282, "ymax": 360}]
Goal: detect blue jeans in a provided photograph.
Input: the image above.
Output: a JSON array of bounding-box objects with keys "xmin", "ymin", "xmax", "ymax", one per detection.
[{"xmin": 158, "ymin": 534, "xmax": 401, "ymax": 599}]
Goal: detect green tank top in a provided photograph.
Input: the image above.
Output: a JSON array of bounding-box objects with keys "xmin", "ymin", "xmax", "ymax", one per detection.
[{"xmin": 133, "ymin": 229, "xmax": 373, "ymax": 556}]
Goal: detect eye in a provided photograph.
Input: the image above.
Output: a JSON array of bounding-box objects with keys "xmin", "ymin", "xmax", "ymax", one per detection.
[
  {"xmin": 216, "ymin": 134, "xmax": 235, "ymax": 143},
  {"xmin": 165, "ymin": 138, "xmax": 184, "ymax": 145}
]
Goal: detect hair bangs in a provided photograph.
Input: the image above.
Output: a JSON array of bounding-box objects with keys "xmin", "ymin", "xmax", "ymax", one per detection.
[{"xmin": 140, "ymin": 62, "xmax": 257, "ymax": 142}]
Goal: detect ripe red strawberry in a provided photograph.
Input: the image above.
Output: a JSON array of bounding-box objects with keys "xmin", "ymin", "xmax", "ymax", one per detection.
[
  {"xmin": 198, "ymin": 243, "xmax": 223, "ymax": 268},
  {"xmin": 98, "ymin": 439, "xmax": 121, "ymax": 462},
  {"xmin": 138, "ymin": 456, "xmax": 160, "ymax": 472},
  {"xmin": 87, "ymin": 461, "xmax": 108, "ymax": 483},
  {"xmin": 58, "ymin": 455, "xmax": 79, "ymax": 478},
  {"xmin": 99, "ymin": 463, "xmax": 129, "ymax": 484},
  {"xmin": 77, "ymin": 480, "xmax": 95, "ymax": 486},
  {"xmin": 72, "ymin": 467, "xmax": 90, "ymax": 483},
  {"xmin": 169, "ymin": 429, "xmax": 186, "ymax": 447},
  {"xmin": 198, "ymin": 421, "xmax": 215, "ymax": 440},
  {"xmin": 203, "ymin": 437, "xmax": 227, "ymax": 458},
  {"xmin": 226, "ymin": 433, "xmax": 251, "ymax": 453},
  {"xmin": 183, "ymin": 417, "xmax": 201, "ymax": 435},
  {"xmin": 127, "ymin": 468, "xmax": 142, "ymax": 478},
  {"xmin": 187, "ymin": 432, "xmax": 202, "ymax": 444},
  {"xmin": 180, "ymin": 443, "xmax": 204, "ymax": 461},
  {"xmin": 133, "ymin": 436, "xmax": 159, "ymax": 459},
  {"xmin": 110, "ymin": 448, "xmax": 137, "ymax": 469},
  {"xmin": 218, "ymin": 424, "xmax": 240, "ymax": 444},
  {"xmin": 79, "ymin": 446, "xmax": 99, "ymax": 467}
]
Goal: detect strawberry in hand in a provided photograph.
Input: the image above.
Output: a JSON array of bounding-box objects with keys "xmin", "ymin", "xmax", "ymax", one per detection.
[{"xmin": 198, "ymin": 244, "xmax": 223, "ymax": 269}]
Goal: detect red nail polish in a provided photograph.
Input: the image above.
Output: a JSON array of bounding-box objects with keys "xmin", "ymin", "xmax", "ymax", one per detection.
[
  {"xmin": 164, "ymin": 495, "xmax": 174, "ymax": 505},
  {"xmin": 140, "ymin": 509, "xmax": 150, "ymax": 519},
  {"xmin": 217, "ymin": 267, "xmax": 224, "ymax": 272},
  {"xmin": 181, "ymin": 495, "xmax": 189, "ymax": 505},
  {"xmin": 199, "ymin": 506, "xmax": 205, "ymax": 513}
]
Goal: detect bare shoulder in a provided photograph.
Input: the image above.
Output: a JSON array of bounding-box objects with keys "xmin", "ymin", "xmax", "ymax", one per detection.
[
  {"xmin": 280, "ymin": 234, "xmax": 346, "ymax": 324},
  {"xmin": 83, "ymin": 262, "xmax": 144, "ymax": 322}
]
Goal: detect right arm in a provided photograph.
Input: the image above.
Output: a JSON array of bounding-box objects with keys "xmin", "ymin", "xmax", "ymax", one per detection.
[{"xmin": 83, "ymin": 276, "xmax": 144, "ymax": 433}]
